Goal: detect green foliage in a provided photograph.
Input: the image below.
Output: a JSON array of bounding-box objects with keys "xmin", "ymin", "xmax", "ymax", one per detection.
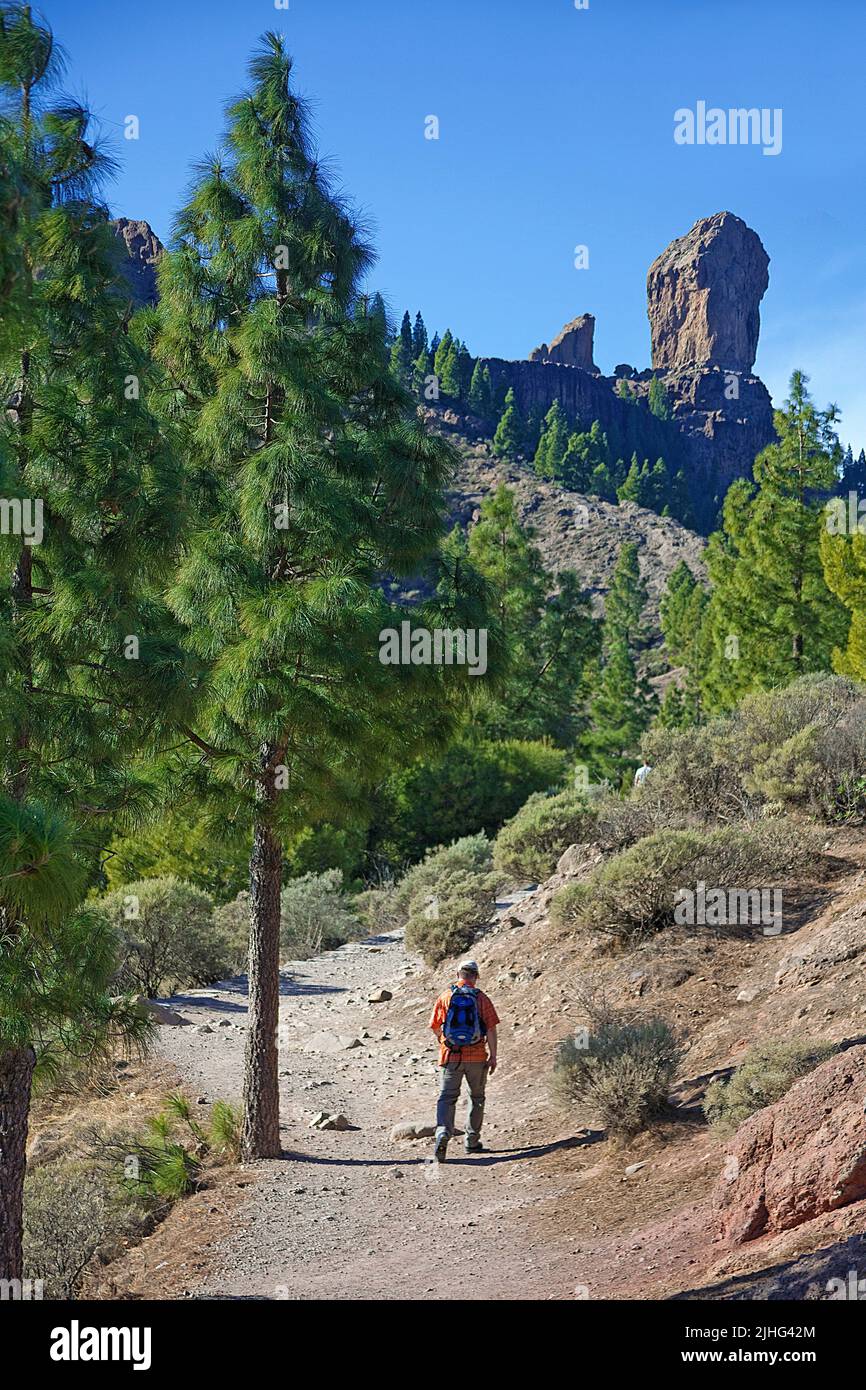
[
  {"xmin": 553, "ymin": 822, "xmax": 818, "ymax": 944},
  {"xmin": 396, "ymin": 833, "xmax": 498, "ymax": 965},
  {"xmin": 468, "ymin": 360, "xmax": 493, "ymax": 418},
  {"xmin": 820, "ymin": 509, "xmax": 866, "ymax": 681},
  {"xmin": 698, "ymin": 372, "xmax": 848, "ymax": 712},
  {"xmin": 553, "ymin": 1000, "xmax": 682, "ymax": 1139},
  {"xmin": 214, "ymin": 868, "xmax": 363, "ymax": 962},
  {"xmin": 105, "ymin": 810, "xmax": 365, "ymax": 900},
  {"xmin": 93, "ymin": 876, "xmax": 233, "ymax": 997},
  {"xmin": 23, "ymin": 1159, "xmax": 148, "ymax": 1300},
  {"xmin": 465, "ymin": 485, "xmax": 599, "ymax": 745},
  {"xmin": 647, "ymin": 376, "xmax": 670, "ymax": 420},
  {"xmin": 533, "ymin": 400, "xmax": 571, "ymax": 479},
  {"xmin": 703, "ymin": 1040, "xmax": 835, "ymax": 1135},
  {"xmin": 369, "ymin": 735, "xmax": 567, "ymax": 866},
  {"xmin": 492, "ymin": 386, "xmax": 525, "ymax": 460},
  {"xmin": 494, "ymin": 790, "xmax": 594, "ymax": 883}
]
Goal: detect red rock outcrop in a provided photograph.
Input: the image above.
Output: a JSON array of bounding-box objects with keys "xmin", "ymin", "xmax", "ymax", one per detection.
[{"xmin": 714, "ymin": 1045, "xmax": 866, "ymax": 1244}]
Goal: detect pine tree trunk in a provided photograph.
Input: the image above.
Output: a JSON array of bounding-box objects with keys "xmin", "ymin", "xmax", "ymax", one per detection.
[
  {"xmin": 0, "ymin": 1045, "xmax": 36, "ymax": 1282},
  {"xmin": 241, "ymin": 749, "xmax": 283, "ymax": 1160}
]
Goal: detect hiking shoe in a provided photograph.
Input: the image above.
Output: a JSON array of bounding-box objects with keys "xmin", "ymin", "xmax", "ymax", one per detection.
[
  {"xmin": 465, "ymin": 1142, "xmax": 485, "ymax": 1154},
  {"xmin": 433, "ymin": 1132, "xmax": 449, "ymax": 1163}
]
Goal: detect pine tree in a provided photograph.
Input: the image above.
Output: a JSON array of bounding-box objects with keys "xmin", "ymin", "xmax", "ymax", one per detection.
[
  {"xmin": 583, "ymin": 639, "xmax": 655, "ymax": 784},
  {"xmin": 434, "ymin": 328, "xmax": 461, "ymax": 396},
  {"xmin": 468, "ymin": 360, "xmax": 492, "ymax": 418},
  {"xmin": 648, "ymin": 375, "xmax": 670, "ymax": 420},
  {"xmin": 617, "ymin": 453, "xmax": 642, "ymax": 503},
  {"xmin": 533, "ymin": 400, "xmax": 570, "ymax": 479},
  {"xmin": 154, "ymin": 35, "xmax": 464, "ymax": 1160},
  {"xmin": 660, "ymin": 561, "xmax": 707, "ymax": 667},
  {"xmin": 389, "ymin": 309, "xmax": 413, "ymax": 385},
  {"xmin": 604, "ymin": 541, "xmax": 648, "ymax": 652},
  {"xmin": 700, "ymin": 371, "xmax": 847, "ymax": 711},
  {"xmin": 820, "ymin": 519, "xmax": 866, "ymax": 680},
  {"xmin": 411, "ymin": 310, "xmax": 428, "ymax": 360},
  {"xmin": 493, "ymin": 386, "xmax": 524, "ymax": 461},
  {"xmin": 466, "ymin": 486, "xmax": 598, "ymax": 743},
  {"xmin": 0, "ymin": 3, "xmax": 177, "ymax": 1279}
]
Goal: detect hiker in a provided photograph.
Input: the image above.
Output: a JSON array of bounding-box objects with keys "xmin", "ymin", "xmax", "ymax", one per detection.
[
  {"xmin": 633, "ymin": 760, "xmax": 652, "ymax": 788},
  {"xmin": 429, "ymin": 959, "xmax": 500, "ymax": 1162}
]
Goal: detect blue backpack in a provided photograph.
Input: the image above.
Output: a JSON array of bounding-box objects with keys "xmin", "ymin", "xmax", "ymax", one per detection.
[{"xmin": 443, "ymin": 984, "xmax": 486, "ymax": 1051}]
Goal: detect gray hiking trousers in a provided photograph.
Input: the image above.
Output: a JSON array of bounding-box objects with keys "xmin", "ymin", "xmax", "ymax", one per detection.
[{"xmin": 435, "ymin": 1059, "xmax": 489, "ymax": 1148}]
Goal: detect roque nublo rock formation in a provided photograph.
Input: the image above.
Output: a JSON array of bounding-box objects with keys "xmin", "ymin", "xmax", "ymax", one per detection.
[
  {"xmin": 647, "ymin": 211, "xmax": 769, "ymax": 373},
  {"xmin": 113, "ymin": 210, "xmax": 776, "ymax": 528}
]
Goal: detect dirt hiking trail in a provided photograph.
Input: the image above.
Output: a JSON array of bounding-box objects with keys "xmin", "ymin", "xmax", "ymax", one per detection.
[{"xmin": 155, "ymin": 926, "xmax": 588, "ymax": 1301}]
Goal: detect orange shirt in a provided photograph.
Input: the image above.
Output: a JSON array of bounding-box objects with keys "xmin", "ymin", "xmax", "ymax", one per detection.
[{"xmin": 429, "ymin": 985, "xmax": 500, "ymax": 1065}]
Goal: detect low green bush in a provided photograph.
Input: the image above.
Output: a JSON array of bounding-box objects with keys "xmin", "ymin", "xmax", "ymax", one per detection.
[
  {"xmin": 703, "ymin": 1039, "xmax": 836, "ymax": 1135},
  {"xmin": 23, "ymin": 1150, "xmax": 158, "ymax": 1299},
  {"xmin": 214, "ymin": 869, "xmax": 364, "ymax": 964},
  {"xmin": 397, "ymin": 834, "xmax": 498, "ymax": 965},
  {"xmin": 95, "ymin": 876, "xmax": 235, "ymax": 997},
  {"xmin": 494, "ymin": 790, "xmax": 595, "ymax": 882},
  {"xmin": 552, "ymin": 821, "xmax": 819, "ymax": 944},
  {"xmin": 553, "ymin": 1003, "xmax": 682, "ymax": 1139}
]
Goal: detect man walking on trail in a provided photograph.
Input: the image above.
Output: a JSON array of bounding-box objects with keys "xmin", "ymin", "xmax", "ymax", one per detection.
[{"xmin": 429, "ymin": 959, "xmax": 500, "ymax": 1162}]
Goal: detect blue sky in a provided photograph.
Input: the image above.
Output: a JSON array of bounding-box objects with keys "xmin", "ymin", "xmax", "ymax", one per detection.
[{"xmin": 48, "ymin": 0, "xmax": 866, "ymax": 446}]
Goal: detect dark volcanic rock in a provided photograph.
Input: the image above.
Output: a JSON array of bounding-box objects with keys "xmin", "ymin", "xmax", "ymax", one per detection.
[
  {"xmin": 111, "ymin": 217, "xmax": 164, "ymax": 308},
  {"xmin": 647, "ymin": 211, "xmax": 769, "ymax": 372}
]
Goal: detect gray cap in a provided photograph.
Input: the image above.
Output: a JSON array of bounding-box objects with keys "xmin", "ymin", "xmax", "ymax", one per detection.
[{"xmin": 458, "ymin": 959, "xmax": 479, "ymax": 975}]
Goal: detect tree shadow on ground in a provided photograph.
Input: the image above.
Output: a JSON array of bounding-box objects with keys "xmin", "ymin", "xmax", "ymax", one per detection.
[{"xmin": 671, "ymin": 1231, "xmax": 866, "ymax": 1300}]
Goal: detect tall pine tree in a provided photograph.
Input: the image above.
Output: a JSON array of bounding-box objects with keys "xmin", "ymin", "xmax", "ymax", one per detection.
[{"xmin": 154, "ymin": 35, "xmax": 464, "ymax": 1159}]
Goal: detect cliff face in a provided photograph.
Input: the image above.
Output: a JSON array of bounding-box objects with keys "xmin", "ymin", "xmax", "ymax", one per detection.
[
  {"xmin": 466, "ymin": 213, "xmax": 776, "ymax": 518},
  {"xmin": 112, "ymin": 217, "xmax": 164, "ymax": 307},
  {"xmin": 112, "ymin": 210, "xmax": 776, "ymax": 517},
  {"xmin": 647, "ymin": 211, "xmax": 769, "ymax": 373}
]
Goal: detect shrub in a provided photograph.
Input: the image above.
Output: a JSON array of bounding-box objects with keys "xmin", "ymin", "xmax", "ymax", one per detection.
[
  {"xmin": 214, "ymin": 869, "xmax": 363, "ymax": 964},
  {"xmin": 353, "ymin": 882, "xmax": 401, "ymax": 936},
  {"xmin": 279, "ymin": 869, "xmax": 363, "ymax": 956},
  {"xmin": 393, "ymin": 833, "xmax": 493, "ymax": 916},
  {"xmin": 553, "ymin": 1003, "xmax": 682, "ymax": 1139},
  {"xmin": 94, "ymin": 876, "xmax": 235, "ymax": 997},
  {"xmin": 23, "ymin": 1160, "xmax": 149, "ymax": 1299},
  {"xmin": 552, "ymin": 821, "xmax": 820, "ymax": 944},
  {"xmin": 703, "ymin": 1039, "xmax": 836, "ymax": 1135},
  {"xmin": 639, "ymin": 721, "xmax": 756, "ymax": 824},
  {"xmin": 715, "ymin": 675, "xmax": 866, "ymax": 821},
  {"xmin": 397, "ymin": 834, "xmax": 498, "ymax": 965},
  {"xmin": 494, "ymin": 790, "xmax": 595, "ymax": 883}
]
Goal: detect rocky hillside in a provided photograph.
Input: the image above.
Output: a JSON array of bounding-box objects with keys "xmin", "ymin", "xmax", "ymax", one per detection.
[{"xmin": 445, "ymin": 435, "xmax": 706, "ymax": 626}]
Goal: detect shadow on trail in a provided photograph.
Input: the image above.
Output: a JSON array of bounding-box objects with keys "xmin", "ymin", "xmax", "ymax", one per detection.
[
  {"xmin": 672, "ymin": 1232, "xmax": 866, "ymax": 1301},
  {"xmin": 272, "ymin": 1131, "xmax": 602, "ymax": 1170}
]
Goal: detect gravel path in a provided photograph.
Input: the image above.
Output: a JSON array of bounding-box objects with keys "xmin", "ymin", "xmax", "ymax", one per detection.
[{"xmin": 155, "ymin": 928, "xmax": 581, "ymax": 1300}]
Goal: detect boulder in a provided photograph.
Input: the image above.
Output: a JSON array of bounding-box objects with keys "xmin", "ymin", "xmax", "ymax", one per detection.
[
  {"xmin": 128, "ymin": 996, "xmax": 188, "ymax": 1026},
  {"xmin": 647, "ymin": 211, "xmax": 769, "ymax": 372},
  {"xmin": 714, "ymin": 1045, "xmax": 866, "ymax": 1244},
  {"xmin": 390, "ymin": 1121, "xmax": 437, "ymax": 1142},
  {"xmin": 309, "ymin": 1111, "xmax": 351, "ymax": 1131},
  {"xmin": 302, "ymin": 1031, "xmax": 363, "ymax": 1054},
  {"xmin": 367, "ymin": 988, "xmax": 393, "ymax": 1004}
]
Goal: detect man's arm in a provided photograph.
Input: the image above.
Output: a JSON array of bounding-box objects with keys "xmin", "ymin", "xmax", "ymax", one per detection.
[{"xmin": 486, "ymin": 1025, "xmax": 498, "ymax": 1074}]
